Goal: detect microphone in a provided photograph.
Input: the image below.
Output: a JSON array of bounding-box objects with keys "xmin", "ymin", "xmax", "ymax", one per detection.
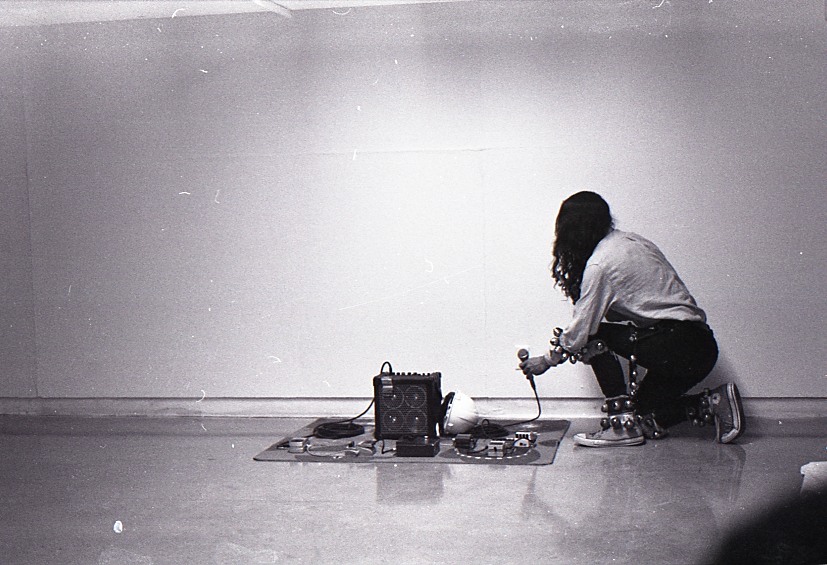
[{"xmin": 517, "ymin": 348, "xmax": 537, "ymax": 392}]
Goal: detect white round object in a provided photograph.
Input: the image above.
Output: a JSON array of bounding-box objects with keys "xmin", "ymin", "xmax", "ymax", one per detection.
[{"xmin": 442, "ymin": 391, "xmax": 480, "ymax": 434}]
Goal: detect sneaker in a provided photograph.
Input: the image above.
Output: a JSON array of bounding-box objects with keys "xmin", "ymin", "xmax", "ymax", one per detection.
[
  {"xmin": 708, "ymin": 383, "xmax": 744, "ymax": 444},
  {"xmin": 573, "ymin": 424, "xmax": 645, "ymax": 448}
]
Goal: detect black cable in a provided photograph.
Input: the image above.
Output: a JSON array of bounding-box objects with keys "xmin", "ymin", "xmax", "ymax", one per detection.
[
  {"xmin": 468, "ymin": 419, "xmax": 511, "ymax": 439},
  {"xmin": 457, "ymin": 373, "xmax": 543, "ymax": 440},
  {"xmin": 313, "ymin": 421, "xmax": 365, "ymax": 439},
  {"xmin": 503, "ymin": 377, "xmax": 542, "ymax": 429},
  {"xmin": 310, "ymin": 361, "xmax": 392, "ymax": 439},
  {"xmin": 312, "ymin": 398, "xmax": 375, "ymax": 439}
]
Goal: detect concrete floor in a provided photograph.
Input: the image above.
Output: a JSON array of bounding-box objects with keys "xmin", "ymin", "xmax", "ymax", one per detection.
[{"xmin": 0, "ymin": 414, "xmax": 824, "ymax": 565}]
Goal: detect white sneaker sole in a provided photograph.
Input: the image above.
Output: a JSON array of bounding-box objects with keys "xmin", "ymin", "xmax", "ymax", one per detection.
[
  {"xmin": 572, "ymin": 433, "xmax": 645, "ymax": 448},
  {"xmin": 717, "ymin": 383, "xmax": 744, "ymax": 444}
]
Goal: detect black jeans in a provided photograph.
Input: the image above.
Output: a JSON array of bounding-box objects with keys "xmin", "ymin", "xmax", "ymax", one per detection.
[{"xmin": 587, "ymin": 320, "xmax": 719, "ymax": 428}]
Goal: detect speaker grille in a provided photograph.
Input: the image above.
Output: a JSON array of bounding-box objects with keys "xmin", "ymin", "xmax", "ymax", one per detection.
[{"xmin": 373, "ymin": 374, "xmax": 442, "ymax": 440}]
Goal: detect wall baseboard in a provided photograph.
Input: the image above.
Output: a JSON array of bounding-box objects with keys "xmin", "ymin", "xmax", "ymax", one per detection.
[{"xmin": 0, "ymin": 396, "xmax": 824, "ymax": 419}]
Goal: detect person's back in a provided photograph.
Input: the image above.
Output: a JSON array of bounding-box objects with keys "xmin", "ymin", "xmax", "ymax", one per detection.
[{"xmin": 586, "ymin": 229, "xmax": 706, "ymax": 329}]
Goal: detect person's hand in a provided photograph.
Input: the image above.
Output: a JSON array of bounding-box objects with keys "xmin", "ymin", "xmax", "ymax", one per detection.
[
  {"xmin": 520, "ymin": 355, "xmax": 552, "ymax": 377},
  {"xmin": 547, "ymin": 346, "xmax": 567, "ymax": 367}
]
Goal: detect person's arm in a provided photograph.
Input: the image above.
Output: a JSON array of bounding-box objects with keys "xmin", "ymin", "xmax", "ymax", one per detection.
[
  {"xmin": 559, "ymin": 262, "xmax": 614, "ymax": 352},
  {"xmin": 519, "ymin": 261, "xmax": 613, "ymax": 377}
]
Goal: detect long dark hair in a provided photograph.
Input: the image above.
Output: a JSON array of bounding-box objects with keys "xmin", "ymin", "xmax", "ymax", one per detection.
[{"xmin": 551, "ymin": 191, "xmax": 614, "ymax": 304}]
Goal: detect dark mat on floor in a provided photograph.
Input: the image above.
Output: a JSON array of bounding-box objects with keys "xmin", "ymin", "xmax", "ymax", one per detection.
[{"xmin": 254, "ymin": 418, "xmax": 570, "ymax": 465}]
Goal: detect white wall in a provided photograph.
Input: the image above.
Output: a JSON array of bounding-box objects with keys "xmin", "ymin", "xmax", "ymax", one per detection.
[
  {"xmin": 1, "ymin": 1, "xmax": 825, "ymax": 403},
  {"xmin": 0, "ymin": 57, "xmax": 37, "ymax": 397}
]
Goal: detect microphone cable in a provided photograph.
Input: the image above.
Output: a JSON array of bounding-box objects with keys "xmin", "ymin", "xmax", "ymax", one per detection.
[
  {"xmin": 505, "ymin": 348, "xmax": 542, "ymax": 428},
  {"xmin": 311, "ymin": 361, "xmax": 391, "ymax": 439},
  {"xmin": 313, "ymin": 398, "xmax": 374, "ymax": 439},
  {"xmin": 503, "ymin": 376, "xmax": 542, "ymax": 428}
]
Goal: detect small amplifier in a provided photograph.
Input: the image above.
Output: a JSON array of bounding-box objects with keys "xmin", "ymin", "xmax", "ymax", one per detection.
[
  {"xmin": 396, "ymin": 436, "xmax": 441, "ymax": 457},
  {"xmin": 373, "ymin": 370, "xmax": 442, "ymax": 440}
]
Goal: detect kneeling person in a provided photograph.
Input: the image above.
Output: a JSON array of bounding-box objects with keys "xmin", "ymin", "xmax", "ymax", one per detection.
[{"xmin": 519, "ymin": 191, "xmax": 744, "ymax": 447}]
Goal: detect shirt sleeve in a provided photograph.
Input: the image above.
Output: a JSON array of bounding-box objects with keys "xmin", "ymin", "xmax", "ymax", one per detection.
[{"xmin": 559, "ymin": 261, "xmax": 614, "ymax": 352}]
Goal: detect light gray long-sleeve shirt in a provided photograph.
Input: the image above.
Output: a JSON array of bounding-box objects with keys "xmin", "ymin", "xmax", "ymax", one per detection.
[{"xmin": 559, "ymin": 229, "xmax": 707, "ymax": 352}]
